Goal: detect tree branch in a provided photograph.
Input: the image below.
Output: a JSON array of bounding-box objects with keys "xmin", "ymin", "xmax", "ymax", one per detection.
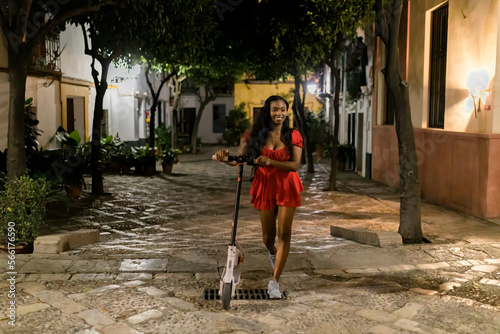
[
  {"xmin": 374, "ymin": 0, "xmax": 390, "ymax": 46},
  {"xmin": 31, "ymin": 1, "xmax": 116, "ymax": 47},
  {"xmin": 144, "ymin": 61, "xmax": 155, "ymax": 98}
]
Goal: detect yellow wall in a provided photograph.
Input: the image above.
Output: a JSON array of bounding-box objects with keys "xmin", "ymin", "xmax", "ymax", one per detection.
[
  {"xmin": 61, "ymin": 80, "xmax": 91, "ymax": 142},
  {"xmin": 408, "ymin": 0, "xmax": 499, "ymax": 134},
  {"xmin": 234, "ymin": 80, "xmax": 323, "ymax": 125}
]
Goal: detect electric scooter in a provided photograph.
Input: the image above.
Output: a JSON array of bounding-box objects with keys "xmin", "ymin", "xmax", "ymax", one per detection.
[{"xmin": 212, "ymin": 154, "xmax": 254, "ymax": 310}]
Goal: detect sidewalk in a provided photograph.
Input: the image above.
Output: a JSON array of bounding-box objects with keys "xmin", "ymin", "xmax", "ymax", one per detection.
[{"xmin": 1, "ymin": 146, "xmax": 499, "ymax": 333}]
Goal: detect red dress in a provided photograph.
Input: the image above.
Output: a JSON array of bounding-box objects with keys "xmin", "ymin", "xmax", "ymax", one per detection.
[{"xmin": 249, "ymin": 130, "xmax": 304, "ymax": 210}]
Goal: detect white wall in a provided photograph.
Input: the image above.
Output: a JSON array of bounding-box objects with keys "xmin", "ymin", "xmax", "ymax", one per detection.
[
  {"xmin": 25, "ymin": 77, "xmax": 61, "ymax": 150},
  {"xmin": 179, "ymin": 91, "xmax": 235, "ymax": 144},
  {"xmin": 60, "ymin": 24, "xmax": 94, "ymax": 82},
  {"xmin": 102, "ymin": 65, "xmax": 171, "ymax": 142}
]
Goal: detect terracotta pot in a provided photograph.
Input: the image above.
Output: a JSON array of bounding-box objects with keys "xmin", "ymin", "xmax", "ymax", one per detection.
[
  {"xmin": 0, "ymin": 243, "xmax": 34, "ymax": 254},
  {"xmin": 110, "ymin": 162, "xmax": 121, "ymax": 174},
  {"xmin": 121, "ymin": 164, "xmax": 131, "ymax": 175},
  {"xmin": 66, "ymin": 180, "xmax": 83, "ymax": 199},
  {"xmin": 337, "ymin": 161, "xmax": 345, "ymax": 171},
  {"xmin": 144, "ymin": 163, "xmax": 156, "ymax": 176},
  {"xmin": 162, "ymin": 163, "xmax": 173, "ymax": 175},
  {"xmin": 134, "ymin": 162, "xmax": 144, "ymax": 175}
]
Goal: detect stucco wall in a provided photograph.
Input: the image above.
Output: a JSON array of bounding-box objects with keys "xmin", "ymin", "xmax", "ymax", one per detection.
[
  {"xmin": 234, "ymin": 81, "xmax": 323, "ymax": 125},
  {"xmin": 179, "ymin": 92, "xmax": 235, "ymax": 144},
  {"xmin": 409, "ymin": 0, "xmax": 499, "ymax": 133},
  {"xmin": 60, "ymin": 24, "xmax": 94, "ymax": 83},
  {"xmin": 372, "ymin": 125, "xmax": 500, "ymax": 218}
]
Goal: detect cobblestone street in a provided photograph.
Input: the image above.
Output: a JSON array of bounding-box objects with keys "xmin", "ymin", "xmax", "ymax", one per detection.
[{"xmin": 2, "ymin": 147, "xmax": 500, "ymax": 333}]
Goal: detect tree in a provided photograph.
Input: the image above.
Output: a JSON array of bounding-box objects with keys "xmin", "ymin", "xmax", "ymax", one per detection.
[
  {"xmin": 77, "ymin": 0, "xmax": 152, "ymax": 194},
  {"xmin": 187, "ymin": 65, "xmax": 241, "ymax": 153},
  {"xmin": 138, "ymin": 0, "xmax": 216, "ymax": 151},
  {"xmin": 374, "ymin": 0, "xmax": 422, "ymax": 243},
  {"xmin": 0, "ymin": 0, "xmax": 113, "ymax": 179}
]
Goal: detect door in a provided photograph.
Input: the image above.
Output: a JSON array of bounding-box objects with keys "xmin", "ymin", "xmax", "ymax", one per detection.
[{"xmin": 66, "ymin": 98, "xmax": 74, "ymax": 133}]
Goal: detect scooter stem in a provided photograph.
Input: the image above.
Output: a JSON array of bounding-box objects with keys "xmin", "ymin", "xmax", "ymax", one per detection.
[{"xmin": 230, "ymin": 164, "xmax": 244, "ymax": 246}]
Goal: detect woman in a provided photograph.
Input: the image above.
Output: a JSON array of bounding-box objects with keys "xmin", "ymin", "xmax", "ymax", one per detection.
[{"xmin": 215, "ymin": 95, "xmax": 303, "ymax": 299}]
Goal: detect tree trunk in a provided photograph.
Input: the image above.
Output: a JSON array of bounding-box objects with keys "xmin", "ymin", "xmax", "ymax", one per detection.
[
  {"xmin": 148, "ymin": 98, "xmax": 158, "ymax": 149},
  {"xmin": 191, "ymin": 90, "xmax": 215, "ymax": 153},
  {"xmin": 294, "ymin": 74, "xmax": 314, "ymax": 173},
  {"xmin": 291, "ymin": 87, "xmax": 305, "ymax": 165},
  {"xmin": 380, "ymin": 0, "xmax": 422, "ymax": 243},
  {"xmin": 329, "ymin": 65, "xmax": 341, "ymax": 191},
  {"xmin": 90, "ymin": 58, "xmax": 112, "ymax": 196},
  {"xmin": 169, "ymin": 75, "xmax": 184, "ymax": 149},
  {"xmin": 6, "ymin": 47, "xmax": 30, "ymax": 179}
]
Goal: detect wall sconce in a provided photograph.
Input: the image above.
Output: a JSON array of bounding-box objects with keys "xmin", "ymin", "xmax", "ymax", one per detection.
[{"xmin": 466, "ymin": 70, "xmax": 491, "ymax": 118}]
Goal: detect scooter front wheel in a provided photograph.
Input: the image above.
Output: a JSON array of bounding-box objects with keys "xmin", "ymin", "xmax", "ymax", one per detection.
[{"xmin": 221, "ymin": 282, "xmax": 233, "ymax": 310}]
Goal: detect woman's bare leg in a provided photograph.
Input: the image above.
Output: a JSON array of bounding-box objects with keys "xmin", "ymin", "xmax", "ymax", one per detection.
[
  {"xmin": 273, "ymin": 206, "xmax": 296, "ymax": 282},
  {"xmin": 260, "ymin": 209, "xmax": 278, "ymax": 254}
]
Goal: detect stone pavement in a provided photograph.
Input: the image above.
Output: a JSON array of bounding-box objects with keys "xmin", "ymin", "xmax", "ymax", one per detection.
[{"xmin": 1, "ymin": 145, "xmax": 500, "ymax": 333}]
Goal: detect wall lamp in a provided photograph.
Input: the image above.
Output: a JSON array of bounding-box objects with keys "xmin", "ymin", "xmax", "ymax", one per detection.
[{"xmin": 466, "ymin": 70, "xmax": 491, "ymax": 118}]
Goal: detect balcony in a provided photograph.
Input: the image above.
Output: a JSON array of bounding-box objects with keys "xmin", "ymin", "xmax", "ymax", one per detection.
[{"xmin": 29, "ymin": 30, "xmax": 62, "ymax": 75}]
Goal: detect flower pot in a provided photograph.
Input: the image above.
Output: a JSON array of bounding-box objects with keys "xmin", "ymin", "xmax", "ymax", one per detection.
[
  {"xmin": 110, "ymin": 161, "xmax": 121, "ymax": 174},
  {"xmin": 144, "ymin": 163, "xmax": 156, "ymax": 176},
  {"xmin": 0, "ymin": 243, "xmax": 34, "ymax": 254},
  {"xmin": 337, "ymin": 161, "xmax": 346, "ymax": 171},
  {"xmin": 162, "ymin": 163, "xmax": 173, "ymax": 175},
  {"xmin": 134, "ymin": 162, "xmax": 144, "ymax": 175},
  {"xmin": 121, "ymin": 163, "xmax": 131, "ymax": 175},
  {"xmin": 66, "ymin": 180, "xmax": 83, "ymax": 199}
]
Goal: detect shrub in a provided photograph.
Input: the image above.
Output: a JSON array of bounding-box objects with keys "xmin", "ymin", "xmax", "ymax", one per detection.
[{"xmin": 0, "ymin": 176, "xmax": 49, "ymax": 245}]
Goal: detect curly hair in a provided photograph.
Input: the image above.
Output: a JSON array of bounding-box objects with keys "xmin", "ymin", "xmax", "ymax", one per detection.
[{"xmin": 245, "ymin": 95, "xmax": 297, "ymax": 160}]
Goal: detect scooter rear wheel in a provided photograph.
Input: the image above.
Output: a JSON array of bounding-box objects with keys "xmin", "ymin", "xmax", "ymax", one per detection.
[{"xmin": 221, "ymin": 282, "xmax": 232, "ymax": 310}]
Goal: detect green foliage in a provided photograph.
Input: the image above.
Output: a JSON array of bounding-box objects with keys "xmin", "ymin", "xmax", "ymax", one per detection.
[
  {"xmin": 24, "ymin": 97, "xmax": 42, "ymax": 160},
  {"xmin": 223, "ymin": 103, "xmax": 251, "ymax": 146},
  {"xmin": 157, "ymin": 148, "xmax": 181, "ymax": 165},
  {"xmin": 132, "ymin": 144, "xmax": 156, "ymax": 164},
  {"xmin": 304, "ymin": 109, "xmax": 329, "ymax": 148},
  {"xmin": 323, "ymin": 143, "xmax": 356, "ymax": 163},
  {"xmin": 100, "ymin": 134, "xmax": 123, "ymax": 165},
  {"xmin": 347, "ymin": 66, "xmax": 365, "ymax": 104},
  {"xmin": 155, "ymin": 123, "xmax": 172, "ymax": 151},
  {"xmin": 54, "ymin": 127, "xmax": 91, "ymax": 187},
  {"xmin": 0, "ymin": 176, "xmax": 49, "ymax": 245}
]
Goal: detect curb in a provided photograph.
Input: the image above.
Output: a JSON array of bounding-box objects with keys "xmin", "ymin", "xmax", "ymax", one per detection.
[
  {"xmin": 33, "ymin": 229, "xmax": 100, "ymax": 254},
  {"xmin": 331, "ymin": 225, "xmax": 402, "ymax": 247}
]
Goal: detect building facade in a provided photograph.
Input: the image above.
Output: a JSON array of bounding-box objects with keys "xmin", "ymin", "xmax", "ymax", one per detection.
[{"xmin": 371, "ymin": 0, "xmax": 500, "ymax": 219}]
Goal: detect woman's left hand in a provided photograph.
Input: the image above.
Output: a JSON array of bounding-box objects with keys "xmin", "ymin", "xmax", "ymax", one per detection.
[{"xmin": 254, "ymin": 155, "xmax": 271, "ymax": 166}]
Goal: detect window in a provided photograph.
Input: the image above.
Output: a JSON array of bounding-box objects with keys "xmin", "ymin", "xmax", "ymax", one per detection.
[
  {"xmin": 213, "ymin": 104, "xmax": 226, "ymax": 133},
  {"xmin": 30, "ymin": 30, "xmax": 62, "ymax": 72},
  {"xmin": 428, "ymin": 3, "xmax": 448, "ymax": 129}
]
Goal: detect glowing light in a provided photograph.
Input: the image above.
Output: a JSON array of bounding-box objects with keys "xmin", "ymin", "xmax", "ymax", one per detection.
[{"xmin": 307, "ymin": 83, "xmax": 317, "ymax": 94}]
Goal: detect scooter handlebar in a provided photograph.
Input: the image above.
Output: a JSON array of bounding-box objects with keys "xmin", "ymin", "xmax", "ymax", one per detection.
[{"xmin": 212, "ymin": 155, "xmax": 256, "ymax": 165}]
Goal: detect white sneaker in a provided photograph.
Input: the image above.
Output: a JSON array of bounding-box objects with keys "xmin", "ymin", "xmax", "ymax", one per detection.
[
  {"xmin": 267, "ymin": 279, "xmax": 282, "ymax": 299},
  {"xmin": 269, "ymin": 252, "xmax": 276, "ymax": 271}
]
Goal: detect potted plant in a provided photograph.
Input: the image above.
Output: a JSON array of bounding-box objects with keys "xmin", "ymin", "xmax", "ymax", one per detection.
[
  {"xmin": 119, "ymin": 147, "xmax": 134, "ymax": 175},
  {"xmin": 55, "ymin": 127, "xmax": 91, "ymax": 198},
  {"xmin": 0, "ymin": 176, "xmax": 49, "ymax": 253},
  {"xmin": 157, "ymin": 147, "xmax": 181, "ymax": 175},
  {"xmin": 132, "ymin": 145, "xmax": 156, "ymax": 176},
  {"xmin": 337, "ymin": 143, "xmax": 356, "ymax": 171},
  {"xmin": 101, "ymin": 134, "xmax": 123, "ymax": 173}
]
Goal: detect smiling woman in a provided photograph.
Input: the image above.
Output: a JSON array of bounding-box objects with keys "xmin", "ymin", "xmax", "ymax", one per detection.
[{"xmin": 214, "ymin": 95, "xmax": 304, "ymax": 299}]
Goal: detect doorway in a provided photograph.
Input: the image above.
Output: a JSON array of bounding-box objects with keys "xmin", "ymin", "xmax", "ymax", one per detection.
[{"xmin": 66, "ymin": 96, "xmax": 85, "ymax": 138}]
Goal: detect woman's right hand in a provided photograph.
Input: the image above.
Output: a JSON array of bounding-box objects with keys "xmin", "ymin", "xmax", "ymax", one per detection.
[{"xmin": 214, "ymin": 149, "xmax": 229, "ymax": 162}]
